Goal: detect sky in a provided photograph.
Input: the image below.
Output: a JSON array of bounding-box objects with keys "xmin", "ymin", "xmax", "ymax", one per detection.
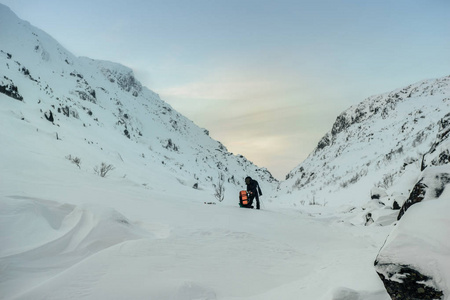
[{"xmin": 2, "ymin": 0, "xmax": 450, "ymax": 180}]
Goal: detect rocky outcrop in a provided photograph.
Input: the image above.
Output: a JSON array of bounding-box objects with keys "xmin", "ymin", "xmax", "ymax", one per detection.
[
  {"xmin": 374, "ymin": 264, "xmax": 444, "ymax": 300},
  {"xmin": 422, "ymin": 112, "xmax": 450, "ymax": 170},
  {"xmin": 396, "ymin": 180, "xmax": 427, "ymax": 220},
  {"xmin": 100, "ymin": 65, "xmax": 142, "ymax": 96},
  {"xmin": 0, "ymin": 76, "xmax": 23, "ymax": 101}
]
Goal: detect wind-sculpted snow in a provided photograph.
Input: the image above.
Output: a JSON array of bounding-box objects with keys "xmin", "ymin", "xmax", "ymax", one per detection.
[
  {"xmin": 0, "ymin": 197, "xmax": 150, "ymax": 299},
  {"xmin": 0, "ymin": 192, "xmax": 392, "ymax": 300}
]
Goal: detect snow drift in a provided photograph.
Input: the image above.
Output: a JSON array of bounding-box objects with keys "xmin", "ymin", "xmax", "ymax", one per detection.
[{"xmin": 0, "ymin": 197, "xmax": 149, "ymax": 299}]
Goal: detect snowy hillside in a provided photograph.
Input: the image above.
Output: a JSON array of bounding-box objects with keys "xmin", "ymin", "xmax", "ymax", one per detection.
[
  {"xmin": 282, "ymin": 76, "xmax": 450, "ymax": 208},
  {"xmin": 373, "ymin": 112, "xmax": 450, "ymax": 299},
  {"xmin": 0, "ymin": 3, "xmax": 277, "ymax": 204},
  {"xmin": 1, "ymin": 4, "xmax": 450, "ymax": 300}
]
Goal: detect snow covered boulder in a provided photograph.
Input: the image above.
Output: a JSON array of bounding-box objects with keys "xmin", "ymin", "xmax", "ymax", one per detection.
[
  {"xmin": 371, "ymin": 187, "xmax": 388, "ymax": 200},
  {"xmin": 374, "ymin": 166, "xmax": 450, "ymax": 300}
]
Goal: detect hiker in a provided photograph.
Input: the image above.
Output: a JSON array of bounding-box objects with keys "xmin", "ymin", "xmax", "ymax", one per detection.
[{"xmin": 245, "ymin": 176, "xmax": 262, "ymax": 209}]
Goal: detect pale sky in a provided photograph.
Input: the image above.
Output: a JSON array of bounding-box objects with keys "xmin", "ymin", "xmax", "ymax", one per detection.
[{"xmin": 2, "ymin": 0, "xmax": 450, "ymax": 179}]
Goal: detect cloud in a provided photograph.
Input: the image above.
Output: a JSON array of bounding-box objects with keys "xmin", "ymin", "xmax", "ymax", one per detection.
[
  {"xmin": 156, "ymin": 65, "xmax": 341, "ymax": 179},
  {"xmin": 160, "ymin": 75, "xmax": 293, "ymax": 102}
]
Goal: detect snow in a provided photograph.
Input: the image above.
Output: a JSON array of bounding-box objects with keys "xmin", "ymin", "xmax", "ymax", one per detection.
[
  {"xmin": 0, "ymin": 159, "xmax": 392, "ymax": 299},
  {"xmin": 0, "ymin": 94, "xmax": 394, "ymax": 299},
  {"xmin": 375, "ymin": 166, "xmax": 450, "ymax": 298},
  {"xmin": 282, "ymin": 76, "xmax": 450, "ymax": 208},
  {"xmin": 1, "ymin": 3, "xmax": 449, "ymax": 299}
]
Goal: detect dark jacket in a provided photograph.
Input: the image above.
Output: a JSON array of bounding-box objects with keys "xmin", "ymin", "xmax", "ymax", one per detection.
[{"xmin": 246, "ymin": 177, "xmax": 262, "ymax": 197}]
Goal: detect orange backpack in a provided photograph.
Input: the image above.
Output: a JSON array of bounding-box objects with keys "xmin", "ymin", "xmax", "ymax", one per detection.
[{"xmin": 239, "ymin": 190, "xmax": 249, "ymax": 206}]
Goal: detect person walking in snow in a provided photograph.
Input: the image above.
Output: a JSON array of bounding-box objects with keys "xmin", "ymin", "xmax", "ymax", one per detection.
[{"xmin": 245, "ymin": 176, "xmax": 262, "ymax": 209}]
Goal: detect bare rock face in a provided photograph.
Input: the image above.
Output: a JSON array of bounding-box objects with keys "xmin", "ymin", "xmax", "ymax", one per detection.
[{"xmin": 396, "ymin": 180, "xmax": 427, "ymax": 221}]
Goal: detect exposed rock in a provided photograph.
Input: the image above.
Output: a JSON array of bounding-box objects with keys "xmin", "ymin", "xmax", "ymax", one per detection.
[
  {"xmin": 316, "ymin": 133, "xmax": 331, "ymax": 151},
  {"xmin": 364, "ymin": 213, "xmax": 374, "ymax": 226},
  {"xmin": 100, "ymin": 67, "xmax": 142, "ymax": 96},
  {"xmin": 59, "ymin": 105, "xmax": 79, "ymax": 119},
  {"xmin": 431, "ymin": 150, "xmax": 450, "ymax": 167},
  {"xmin": 397, "ymin": 180, "xmax": 427, "ymax": 220},
  {"xmin": 124, "ymin": 129, "xmax": 130, "ymax": 139},
  {"xmin": 0, "ymin": 77, "xmax": 23, "ymax": 101},
  {"xmin": 44, "ymin": 110, "xmax": 54, "ymax": 122},
  {"xmin": 331, "ymin": 113, "xmax": 351, "ymax": 137},
  {"xmin": 422, "ymin": 113, "xmax": 450, "ymax": 170},
  {"xmin": 71, "ymin": 89, "xmax": 96, "ymax": 103},
  {"xmin": 371, "ymin": 187, "xmax": 388, "ymax": 200},
  {"xmin": 374, "ymin": 264, "xmax": 444, "ymax": 300}
]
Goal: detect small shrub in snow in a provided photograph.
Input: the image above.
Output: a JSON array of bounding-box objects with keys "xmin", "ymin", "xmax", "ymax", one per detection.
[
  {"xmin": 163, "ymin": 139, "xmax": 179, "ymax": 152},
  {"xmin": 66, "ymin": 154, "xmax": 81, "ymax": 169},
  {"xmin": 94, "ymin": 162, "xmax": 115, "ymax": 177},
  {"xmin": 214, "ymin": 173, "xmax": 225, "ymax": 202},
  {"xmin": 379, "ymin": 173, "xmax": 395, "ymax": 189},
  {"xmin": 412, "ymin": 130, "xmax": 428, "ymax": 147}
]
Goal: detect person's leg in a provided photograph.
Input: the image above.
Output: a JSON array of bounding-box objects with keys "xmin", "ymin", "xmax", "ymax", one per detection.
[
  {"xmin": 248, "ymin": 194, "xmax": 255, "ymax": 208},
  {"xmin": 255, "ymin": 195, "xmax": 260, "ymax": 209}
]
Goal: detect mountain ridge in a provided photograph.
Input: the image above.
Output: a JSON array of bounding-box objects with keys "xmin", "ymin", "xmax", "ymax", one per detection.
[
  {"xmin": 0, "ymin": 4, "xmax": 277, "ymax": 203},
  {"xmin": 281, "ymin": 75, "xmax": 449, "ymax": 207}
]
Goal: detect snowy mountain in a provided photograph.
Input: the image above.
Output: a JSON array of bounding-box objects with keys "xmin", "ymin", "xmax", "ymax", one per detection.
[
  {"xmin": 1, "ymin": 4, "xmax": 450, "ymax": 300},
  {"xmin": 281, "ymin": 75, "xmax": 450, "ymax": 209},
  {"xmin": 0, "ymin": 3, "xmax": 277, "ymax": 203},
  {"xmin": 277, "ymin": 70, "xmax": 450, "ymax": 297}
]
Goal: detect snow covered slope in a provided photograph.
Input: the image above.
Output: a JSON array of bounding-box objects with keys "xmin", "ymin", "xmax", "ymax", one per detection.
[
  {"xmin": 373, "ymin": 112, "xmax": 450, "ymax": 300},
  {"xmin": 1, "ymin": 4, "xmax": 449, "ymax": 299},
  {"xmin": 282, "ymin": 75, "xmax": 450, "ymax": 207},
  {"xmin": 375, "ymin": 165, "xmax": 450, "ymax": 300},
  {"xmin": 0, "ymin": 3, "xmax": 277, "ymax": 204}
]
